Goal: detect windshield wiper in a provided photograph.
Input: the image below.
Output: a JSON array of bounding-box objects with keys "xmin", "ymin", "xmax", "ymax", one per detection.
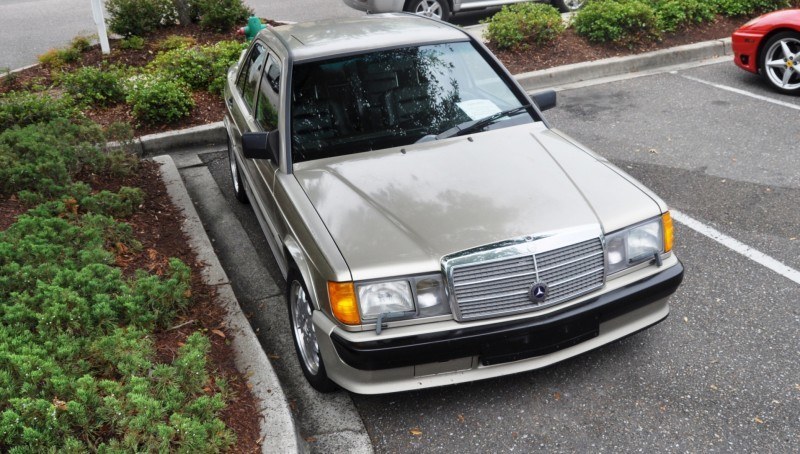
[{"xmin": 435, "ymin": 105, "xmax": 531, "ymax": 140}]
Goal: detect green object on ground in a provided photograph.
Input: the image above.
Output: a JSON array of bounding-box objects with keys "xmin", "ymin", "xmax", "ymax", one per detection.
[{"xmin": 243, "ymin": 15, "xmax": 266, "ymax": 41}]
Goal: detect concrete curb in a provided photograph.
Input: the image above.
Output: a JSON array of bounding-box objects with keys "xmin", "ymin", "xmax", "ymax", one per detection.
[
  {"xmin": 153, "ymin": 155, "xmax": 302, "ymax": 454},
  {"xmin": 139, "ymin": 122, "xmax": 226, "ymax": 156},
  {"xmin": 516, "ymin": 38, "xmax": 732, "ymax": 92}
]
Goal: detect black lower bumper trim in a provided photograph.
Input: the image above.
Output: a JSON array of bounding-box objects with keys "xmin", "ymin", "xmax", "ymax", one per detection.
[{"xmin": 331, "ymin": 261, "xmax": 684, "ymax": 371}]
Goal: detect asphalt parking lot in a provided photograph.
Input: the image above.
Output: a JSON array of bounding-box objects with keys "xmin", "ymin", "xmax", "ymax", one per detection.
[{"xmin": 177, "ymin": 59, "xmax": 800, "ymax": 452}]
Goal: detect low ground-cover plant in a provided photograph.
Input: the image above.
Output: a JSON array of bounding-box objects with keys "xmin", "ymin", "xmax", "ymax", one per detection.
[
  {"xmin": 0, "ymin": 92, "xmax": 76, "ymax": 131},
  {"xmin": 156, "ymin": 34, "xmax": 198, "ymax": 51},
  {"xmin": 0, "ymin": 201, "xmax": 235, "ymax": 451},
  {"xmin": 0, "ymin": 119, "xmax": 112, "ymax": 197},
  {"xmin": 0, "ymin": 114, "xmax": 237, "ymax": 450},
  {"xmin": 484, "ymin": 3, "xmax": 566, "ymax": 49},
  {"xmin": 58, "ymin": 65, "xmax": 128, "ymax": 106}
]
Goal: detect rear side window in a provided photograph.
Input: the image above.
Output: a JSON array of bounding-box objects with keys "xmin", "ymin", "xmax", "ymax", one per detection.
[
  {"xmin": 236, "ymin": 43, "xmax": 267, "ymax": 110},
  {"xmin": 255, "ymin": 55, "xmax": 282, "ymax": 131}
]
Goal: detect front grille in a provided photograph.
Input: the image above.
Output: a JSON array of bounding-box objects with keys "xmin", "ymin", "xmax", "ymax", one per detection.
[{"xmin": 450, "ymin": 238, "xmax": 605, "ymax": 321}]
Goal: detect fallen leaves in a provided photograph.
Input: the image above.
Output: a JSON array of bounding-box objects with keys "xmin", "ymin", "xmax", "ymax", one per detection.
[
  {"xmin": 211, "ymin": 329, "xmax": 226, "ymax": 338},
  {"xmin": 52, "ymin": 398, "xmax": 67, "ymax": 411}
]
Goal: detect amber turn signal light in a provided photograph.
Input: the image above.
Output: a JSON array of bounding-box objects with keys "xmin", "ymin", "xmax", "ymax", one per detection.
[
  {"xmin": 328, "ymin": 281, "xmax": 360, "ymax": 325},
  {"xmin": 662, "ymin": 211, "xmax": 674, "ymax": 253}
]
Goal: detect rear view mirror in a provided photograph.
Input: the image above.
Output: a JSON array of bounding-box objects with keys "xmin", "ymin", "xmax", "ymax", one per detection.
[
  {"xmin": 242, "ymin": 131, "xmax": 280, "ymax": 163},
  {"xmin": 531, "ymin": 90, "xmax": 557, "ymax": 111}
]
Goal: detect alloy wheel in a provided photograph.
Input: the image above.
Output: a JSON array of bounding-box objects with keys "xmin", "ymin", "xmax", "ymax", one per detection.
[
  {"xmin": 764, "ymin": 36, "xmax": 800, "ymax": 92},
  {"xmin": 290, "ymin": 280, "xmax": 320, "ymax": 375}
]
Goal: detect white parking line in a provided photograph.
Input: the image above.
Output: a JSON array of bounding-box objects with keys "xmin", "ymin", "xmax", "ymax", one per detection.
[
  {"xmin": 671, "ymin": 209, "xmax": 800, "ymax": 285},
  {"xmin": 679, "ymin": 74, "xmax": 800, "ymax": 111}
]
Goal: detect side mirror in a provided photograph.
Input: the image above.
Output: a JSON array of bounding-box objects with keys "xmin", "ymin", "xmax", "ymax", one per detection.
[
  {"xmin": 242, "ymin": 131, "xmax": 280, "ymax": 163},
  {"xmin": 531, "ymin": 90, "xmax": 557, "ymax": 112}
]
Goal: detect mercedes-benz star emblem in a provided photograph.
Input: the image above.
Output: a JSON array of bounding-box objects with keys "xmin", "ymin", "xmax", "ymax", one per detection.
[{"xmin": 529, "ymin": 282, "xmax": 548, "ymax": 303}]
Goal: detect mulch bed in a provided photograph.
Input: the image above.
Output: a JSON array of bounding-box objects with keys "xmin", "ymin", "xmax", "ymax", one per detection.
[{"xmin": 490, "ymin": 15, "xmax": 744, "ymax": 74}]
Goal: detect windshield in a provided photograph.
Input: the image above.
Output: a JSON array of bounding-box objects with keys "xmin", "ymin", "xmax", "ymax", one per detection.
[{"xmin": 290, "ymin": 41, "xmax": 536, "ymax": 163}]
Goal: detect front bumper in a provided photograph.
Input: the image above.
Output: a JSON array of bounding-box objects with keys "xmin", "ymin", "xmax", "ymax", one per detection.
[
  {"xmin": 316, "ymin": 259, "xmax": 683, "ymax": 394},
  {"xmin": 731, "ymin": 30, "xmax": 762, "ymax": 74}
]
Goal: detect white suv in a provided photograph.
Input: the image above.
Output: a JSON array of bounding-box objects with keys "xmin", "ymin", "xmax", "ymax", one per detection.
[{"xmin": 343, "ymin": 0, "xmax": 585, "ymax": 21}]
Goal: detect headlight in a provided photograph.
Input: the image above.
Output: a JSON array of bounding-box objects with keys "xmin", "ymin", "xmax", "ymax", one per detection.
[
  {"xmin": 353, "ymin": 274, "xmax": 451, "ymax": 321},
  {"xmin": 357, "ymin": 280, "xmax": 414, "ymax": 319},
  {"xmin": 606, "ymin": 214, "xmax": 670, "ymax": 275}
]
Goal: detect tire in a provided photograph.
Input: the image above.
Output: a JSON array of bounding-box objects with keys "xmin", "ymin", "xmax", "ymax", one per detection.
[
  {"xmin": 552, "ymin": 0, "xmax": 586, "ymax": 13},
  {"xmin": 287, "ymin": 272, "xmax": 338, "ymax": 392},
  {"xmin": 759, "ymin": 31, "xmax": 800, "ymax": 95},
  {"xmin": 227, "ymin": 132, "xmax": 249, "ymax": 204},
  {"xmin": 405, "ymin": 0, "xmax": 450, "ymax": 21}
]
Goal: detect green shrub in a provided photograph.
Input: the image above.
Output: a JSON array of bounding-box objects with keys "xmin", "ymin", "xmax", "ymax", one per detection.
[
  {"xmin": 37, "ymin": 47, "xmax": 81, "ymax": 67},
  {"xmin": 148, "ymin": 40, "xmax": 246, "ymax": 93},
  {"xmin": 106, "ymin": 0, "xmax": 175, "ymax": 36},
  {"xmin": 149, "ymin": 46, "xmax": 213, "ymax": 90},
  {"xmin": 574, "ymin": 0, "xmax": 660, "ymax": 44},
  {"xmin": 70, "ymin": 35, "xmax": 93, "ymax": 53},
  {"xmin": 205, "ymin": 40, "xmax": 248, "ymax": 93},
  {"xmin": 485, "ymin": 3, "xmax": 565, "ymax": 49},
  {"xmin": 125, "ymin": 74, "xmax": 195, "ymax": 124},
  {"xmin": 710, "ymin": 0, "xmax": 791, "ymax": 16},
  {"xmin": 118, "ymin": 35, "xmax": 146, "ymax": 50},
  {"xmin": 651, "ymin": 0, "xmax": 717, "ymax": 32},
  {"xmin": 156, "ymin": 34, "xmax": 197, "ymax": 51},
  {"xmin": 58, "ymin": 66, "xmax": 127, "ymax": 106},
  {"xmin": 195, "ymin": 0, "xmax": 252, "ymax": 32},
  {"xmin": 0, "ymin": 91, "xmax": 76, "ymax": 131}
]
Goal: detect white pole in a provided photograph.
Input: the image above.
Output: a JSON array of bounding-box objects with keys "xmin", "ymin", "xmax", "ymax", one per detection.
[{"xmin": 91, "ymin": 0, "xmax": 110, "ymax": 54}]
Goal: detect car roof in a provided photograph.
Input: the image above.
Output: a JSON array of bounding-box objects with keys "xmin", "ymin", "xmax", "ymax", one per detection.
[{"xmin": 265, "ymin": 13, "xmax": 470, "ymax": 61}]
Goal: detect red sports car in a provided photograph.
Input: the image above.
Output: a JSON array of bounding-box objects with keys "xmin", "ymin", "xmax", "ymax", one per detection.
[{"xmin": 732, "ymin": 8, "xmax": 800, "ymax": 94}]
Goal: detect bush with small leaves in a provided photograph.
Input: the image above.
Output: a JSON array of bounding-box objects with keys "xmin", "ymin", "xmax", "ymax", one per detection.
[
  {"xmin": 574, "ymin": 0, "xmax": 660, "ymax": 45},
  {"xmin": 106, "ymin": 0, "xmax": 175, "ymax": 36},
  {"xmin": 147, "ymin": 40, "xmax": 247, "ymax": 93},
  {"xmin": 710, "ymin": 0, "xmax": 792, "ymax": 16},
  {"xmin": 195, "ymin": 0, "xmax": 253, "ymax": 32},
  {"xmin": 58, "ymin": 65, "xmax": 128, "ymax": 106},
  {"xmin": 70, "ymin": 35, "xmax": 93, "ymax": 52},
  {"xmin": 149, "ymin": 46, "xmax": 213, "ymax": 90},
  {"xmin": 156, "ymin": 34, "xmax": 197, "ymax": 51},
  {"xmin": 651, "ymin": 0, "xmax": 717, "ymax": 32},
  {"xmin": 118, "ymin": 35, "xmax": 146, "ymax": 50},
  {"xmin": 125, "ymin": 74, "xmax": 195, "ymax": 124},
  {"xmin": 37, "ymin": 46, "xmax": 81, "ymax": 67},
  {"xmin": 484, "ymin": 3, "xmax": 566, "ymax": 49}
]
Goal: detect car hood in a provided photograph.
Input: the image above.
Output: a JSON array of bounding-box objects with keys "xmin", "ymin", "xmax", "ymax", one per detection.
[{"xmin": 293, "ymin": 124, "xmax": 660, "ymax": 281}]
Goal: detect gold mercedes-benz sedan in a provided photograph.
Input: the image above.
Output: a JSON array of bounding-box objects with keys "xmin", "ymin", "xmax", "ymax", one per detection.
[{"xmin": 223, "ymin": 13, "xmax": 683, "ymax": 394}]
